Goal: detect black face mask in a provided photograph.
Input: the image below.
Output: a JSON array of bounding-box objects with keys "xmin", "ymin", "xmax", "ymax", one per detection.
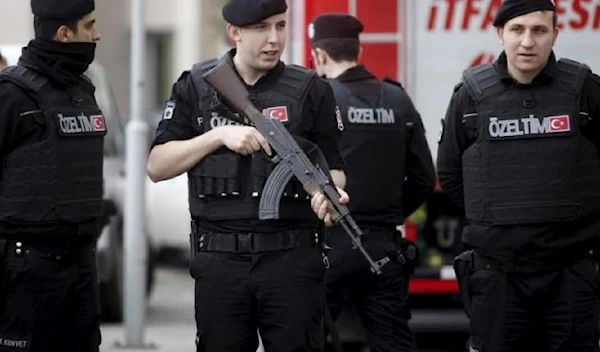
[{"xmin": 19, "ymin": 39, "xmax": 96, "ymax": 88}]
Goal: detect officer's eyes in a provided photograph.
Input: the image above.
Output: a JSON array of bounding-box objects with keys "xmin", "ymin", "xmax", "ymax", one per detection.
[
  {"xmin": 252, "ymin": 23, "xmax": 285, "ymax": 31},
  {"xmin": 509, "ymin": 26, "xmax": 548, "ymax": 34},
  {"xmin": 84, "ymin": 19, "xmax": 96, "ymax": 30}
]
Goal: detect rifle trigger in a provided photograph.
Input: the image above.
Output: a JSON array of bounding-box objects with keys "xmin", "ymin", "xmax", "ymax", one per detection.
[{"xmin": 261, "ymin": 149, "xmax": 280, "ymax": 163}]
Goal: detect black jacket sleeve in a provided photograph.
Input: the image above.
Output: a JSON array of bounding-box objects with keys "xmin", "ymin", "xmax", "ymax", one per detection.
[
  {"xmin": 401, "ymin": 97, "xmax": 436, "ymax": 217},
  {"xmin": 0, "ymin": 82, "xmax": 18, "ymax": 159},
  {"xmin": 304, "ymin": 78, "xmax": 345, "ymax": 170},
  {"xmin": 0, "ymin": 82, "xmax": 40, "ymax": 160},
  {"xmin": 151, "ymin": 71, "xmax": 199, "ymax": 147},
  {"xmin": 436, "ymin": 83, "xmax": 475, "ymax": 210}
]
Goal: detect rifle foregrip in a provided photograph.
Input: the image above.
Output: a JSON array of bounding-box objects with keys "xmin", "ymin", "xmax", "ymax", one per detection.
[{"xmin": 322, "ymin": 185, "xmax": 351, "ymax": 220}]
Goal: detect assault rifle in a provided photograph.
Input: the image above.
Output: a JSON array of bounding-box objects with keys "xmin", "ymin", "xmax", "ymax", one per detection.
[{"xmin": 202, "ymin": 60, "xmax": 389, "ymax": 275}]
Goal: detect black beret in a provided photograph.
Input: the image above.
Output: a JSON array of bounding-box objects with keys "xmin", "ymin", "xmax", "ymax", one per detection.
[
  {"xmin": 222, "ymin": 0, "xmax": 288, "ymax": 27},
  {"xmin": 308, "ymin": 13, "xmax": 364, "ymax": 46},
  {"xmin": 493, "ymin": 0, "xmax": 555, "ymax": 27},
  {"xmin": 31, "ymin": 0, "xmax": 95, "ymax": 20}
]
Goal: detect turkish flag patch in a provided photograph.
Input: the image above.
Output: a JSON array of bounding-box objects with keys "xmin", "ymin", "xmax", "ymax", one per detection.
[
  {"xmin": 263, "ymin": 106, "xmax": 289, "ymax": 122},
  {"xmin": 91, "ymin": 115, "xmax": 106, "ymax": 131},
  {"xmin": 548, "ymin": 115, "xmax": 570, "ymax": 132}
]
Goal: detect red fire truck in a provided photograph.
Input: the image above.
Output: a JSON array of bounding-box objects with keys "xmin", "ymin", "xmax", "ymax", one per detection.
[{"xmin": 285, "ymin": 0, "xmax": 600, "ymax": 344}]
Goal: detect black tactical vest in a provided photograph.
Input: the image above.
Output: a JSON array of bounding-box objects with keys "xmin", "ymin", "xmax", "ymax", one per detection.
[
  {"xmin": 0, "ymin": 65, "xmax": 106, "ymax": 223},
  {"xmin": 329, "ymin": 77, "xmax": 408, "ymax": 225},
  {"xmin": 187, "ymin": 58, "xmax": 318, "ymax": 220},
  {"xmin": 462, "ymin": 59, "xmax": 600, "ymax": 225}
]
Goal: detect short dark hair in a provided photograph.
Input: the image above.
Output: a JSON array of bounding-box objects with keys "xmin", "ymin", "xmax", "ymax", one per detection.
[
  {"xmin": 313, "ymin": 38, "xmax": 360, "ymax": 63},
  {"xmin": 33, "ymin": 15, "xmax": 79, "ymax": 40}
]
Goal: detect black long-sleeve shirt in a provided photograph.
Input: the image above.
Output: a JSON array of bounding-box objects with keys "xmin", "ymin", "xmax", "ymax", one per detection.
[{"xmin": 437, "ymin": 52, "xmax": 600, "ymax": 269}]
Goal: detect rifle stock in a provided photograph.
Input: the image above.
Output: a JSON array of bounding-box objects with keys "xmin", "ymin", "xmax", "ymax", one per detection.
[{"xmin": 202, "ymin": 60, "xmax": 390, "ymax": 275}]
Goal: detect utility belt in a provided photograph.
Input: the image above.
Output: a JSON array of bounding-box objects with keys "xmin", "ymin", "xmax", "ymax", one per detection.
[
  {"xmin": 0, "ymin": 220, "xmax": 101, "ymax": 239},
  {"xmin": 0, "ymin": 239, "xmax": 93, "ymax": 263},
  {"xmin": 190, "ymin": 221, "xmax": 320, "ymax": 256},
  {"xmin": 467, "ymin": 250, "xmax": 594, "ymax": 273}
]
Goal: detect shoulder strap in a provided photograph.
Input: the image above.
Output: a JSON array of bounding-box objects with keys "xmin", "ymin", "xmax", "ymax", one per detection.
[
  {"xmin": 0, "ymin": 65, "xmax": 49, "ymax": 93},
  {"xmin": 461, "ymin": 63, "xmax": 504, "ymax": 103},
  {"xmin": 554, "ymin": 58, "xmax": 589, "ymax": 95},
  {"xmin": 380, "ymin": 77, "xmax": 407, "ymax": 102},
  {"xmin": 190, "ymin": 58, "xmax": 219, "ymax": 95},
  {"xmin": 277, "ymin": 64, "xmax": 316, "ymax": 105},
  {"xmin": 190, "ymin": 58, "xmax": 220, "ymax": 132},
  {"xmin": 0, "ymin": 65, "xmax": 51, "ymax": 105}
]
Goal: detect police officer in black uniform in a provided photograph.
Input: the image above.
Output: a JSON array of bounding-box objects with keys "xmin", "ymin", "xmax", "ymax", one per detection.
[
  {"xmin": 0, "ymin": 1, "xmax": 104, "ymax": 351},
  {"xmin": 146, "ymin": 0, "xmax": 347, "ymax": 350},
  {"xmin": 308, "ymin": 13, "xmax": 436, "ymax": 352},
  {"xmin": 437, "ymin": 0, "xmax": 600, "ymax": 351}
]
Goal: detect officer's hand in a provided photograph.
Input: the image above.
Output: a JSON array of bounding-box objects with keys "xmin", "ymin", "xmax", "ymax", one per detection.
[
  {"xmin": 311, "ymin": 187, "xmax": 350, "ymax": 227},
  {"xmin": 220, "ymin": 126, "xmax": 272, "ymax": 156}
]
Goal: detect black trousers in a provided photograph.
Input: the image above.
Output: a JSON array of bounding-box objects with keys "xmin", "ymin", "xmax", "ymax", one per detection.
[
  {"xmin": 0, "ymin": 239, "xmax": 101, "ymax": 352},
  {"xmin": 190, "ymin": 245, "xmax": 326, "ymax": 352},
  {"xmin": 324, "ymin": 228, "xmax": 416, "ymax": 352},
  {"xmin": 468, "ymin": 256, "xmax": 600, "ymax": 352}
]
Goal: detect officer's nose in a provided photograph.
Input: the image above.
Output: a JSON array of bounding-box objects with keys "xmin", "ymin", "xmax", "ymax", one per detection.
[
  {"xmin": 267, "ymin": 27, "xmax": 278, "ymax": 44},
  {"xmin": 520, "ymin": 31, "xmax": 534, "ymax": 48}
]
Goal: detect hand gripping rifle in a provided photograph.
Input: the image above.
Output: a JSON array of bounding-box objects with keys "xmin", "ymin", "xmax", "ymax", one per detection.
[{"xmin": 202, "ymin": 61, "xmax": 389, "ymax": 275}]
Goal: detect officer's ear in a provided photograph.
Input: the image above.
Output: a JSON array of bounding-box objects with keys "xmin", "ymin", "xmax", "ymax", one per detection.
[
  {"xmin": 55, "ymin": 25, "xmax": 74, "ymax": 43},
  {"xmin": 226, "ymin": 23, "xmax": 242, "ymax": 43},
  {"xmin": 495, "ymin": 26, "xmax": 504, "ymax": 46},
  {"xmin": 551, "ymin": 26, "xmax": 559, "ymax": 47},
  {"xmin": 309, "ymin": 49, "xmax": 317, "ymax": 68},
  {"xmin": 358, "ymin": 46, "xmax": 363, "ymax": 61},
  {"xmin": 314, "ymin": 48, "xmax": 327, "ymax": 66}
]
